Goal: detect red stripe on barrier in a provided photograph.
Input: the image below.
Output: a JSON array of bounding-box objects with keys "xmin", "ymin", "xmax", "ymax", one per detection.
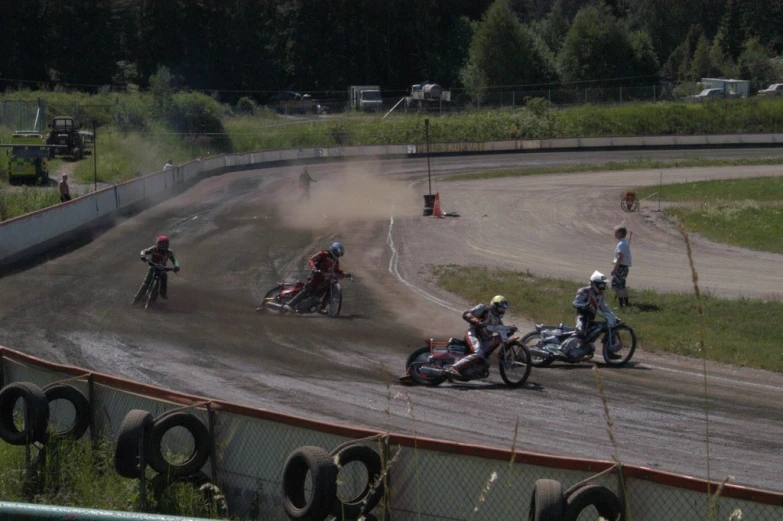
[{"xmin": 0, "ymin": 345, "xmax": 781, "ymax": 506}]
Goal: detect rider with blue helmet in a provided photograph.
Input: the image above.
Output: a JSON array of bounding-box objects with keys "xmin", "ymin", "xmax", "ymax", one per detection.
[{"xmin": 283, "ymin": 242, "xmax": 347, "ymax": 313}]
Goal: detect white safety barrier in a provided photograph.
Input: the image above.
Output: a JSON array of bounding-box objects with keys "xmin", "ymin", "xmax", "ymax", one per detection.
[
  {"xmin": 2, "ymin": 133, "xmax": 782, "ymax": 268},
  {"xmin": 1, "ymin": 346, "xmax": 780, "ymax": 521}
]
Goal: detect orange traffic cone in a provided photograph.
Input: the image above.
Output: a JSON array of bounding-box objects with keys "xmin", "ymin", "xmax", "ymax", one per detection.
[{"xmin": 432, "ymin": 191, "xmax": 444, "ymax": 218}]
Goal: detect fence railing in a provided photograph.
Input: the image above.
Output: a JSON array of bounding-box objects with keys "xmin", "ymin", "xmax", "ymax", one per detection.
[{"xmin": 2, "ymin": 346, "xmax": 781, "ymax": 521}]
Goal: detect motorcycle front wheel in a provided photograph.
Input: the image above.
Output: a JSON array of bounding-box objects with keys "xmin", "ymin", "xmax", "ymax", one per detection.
[
  {"xmin": 602, "ymin": 325, "xmax": 637, "ymax": 366},
  {"xmin": 498, "ymin": 341, "xmax": 532, "ymax": 388},
  {"xmin": 520, "ymin": 332, "xmax": 554, "ymax": 367},
  {"xmin": 328, "ymin": 284, "xmax": 342, "ymax": 317},
  {"xmin": 406, "ymin": 347, "xmax": 445, "ymax": 386},
  {"xmin": 145, "ymin": 279, "xmax": 159, "ymax": 311}
]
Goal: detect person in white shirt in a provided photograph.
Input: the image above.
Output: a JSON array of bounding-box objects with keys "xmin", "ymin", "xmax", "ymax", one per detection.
[
  {"xmin": 163, "ymin": 160, "xmax": 173, "ymax": 170},
  {"xmin": 611, "ymin": 225, "xmax": 632, "ymax": 307}
]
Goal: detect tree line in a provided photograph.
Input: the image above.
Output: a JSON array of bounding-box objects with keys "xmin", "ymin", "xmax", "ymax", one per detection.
[{"xmin": 1, "ymin": 0, "xmax": 781, "ymax": 102}]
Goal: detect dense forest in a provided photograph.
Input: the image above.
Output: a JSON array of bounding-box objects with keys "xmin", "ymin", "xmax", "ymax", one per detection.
[{"xmin": 1, "ymin": 0, "xmax": 781, "ymax": 101}]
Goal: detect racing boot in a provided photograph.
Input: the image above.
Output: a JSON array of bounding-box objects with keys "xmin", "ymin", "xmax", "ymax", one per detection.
[
  {"xmin": 447, "ymin": 354, "xmax": 483, "ymax": 382},
  {"xmin": 282, "ymin": 290, "xmax": 307, "ymax": 314}
]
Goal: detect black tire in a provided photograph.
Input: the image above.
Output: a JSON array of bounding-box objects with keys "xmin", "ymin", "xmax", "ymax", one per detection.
[
  {"xmin": 620, "ymin": 200, "xmax": 633, "ymax": 212},
  {"xmin": 564, "ymin": 483, "xmax": 623, "ymax": 521},
  {"xmin": 145, "ymin": 279, "xmax": 159, "ymax": 311},
  {"xmin": 328, "ymin": 284, "xmax": 343, "ymax": 318},
  {"xmin": 147, "ymin": 412, "xmax": 211, "ymax": 478},
  {"xmin": 602, "ymin": 325, "xmax": 637, "ymax": 367},
  {"xmin": 498, "ymin": 341, "xmax": 532, "ymax": 388},
  {"xmin": 43, "ymin": 383, "xmax": 91, "ymax": 440},
  {"xmin": 115, "ymin": 409, "xmax": 153, "ymax": 478},
  {"xmin": 282, "ymin": 446, "xmax": 338, "ymax": 521},
  {"xmin": 405, "ymin": 347, "xmax": 445, "ymax": 387},
  {"xmin": 521, "ymin": 332, "xmax": 554, "ymax": 368},
  {"xmin": 529, "ymin": 479, "xmax": 565, "ymax": 521},
  {"xmin": 0, "ymin": 382, "xmax": 50, "ymax": 445},
  {"xmin": 330, "ymin": 444, "xmax": 385, "ymax": 520}
]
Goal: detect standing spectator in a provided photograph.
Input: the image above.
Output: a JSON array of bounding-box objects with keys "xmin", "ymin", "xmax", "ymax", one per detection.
[
  {"xmin": 298, "ymin": 166, "xmax": 317, "ymax": 201},
  {"xmin": 611, "ymin": 225, "xmax": 632, "ymax": 307},
  {"xmin": 59, "ymin": 174, "xmax": 71, "ymax": 203},
  {"xmin": 163, "ymin": 160, "xmax": 173, "ymax": 170}
]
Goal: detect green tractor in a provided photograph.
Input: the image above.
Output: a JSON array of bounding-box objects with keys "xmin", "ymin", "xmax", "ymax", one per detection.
[{"xmin": 45, "ymin": 116, "xmax": 94, "ymax": 160}]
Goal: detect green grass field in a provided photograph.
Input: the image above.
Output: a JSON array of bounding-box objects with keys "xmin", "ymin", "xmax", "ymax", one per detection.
[
  {"xmin": 636, "ymin": 176, "xmax": 783, "ymax": 253},
  {"xmin": 433, "ymin": 265, "xmax": 783, "ymax": 372}
]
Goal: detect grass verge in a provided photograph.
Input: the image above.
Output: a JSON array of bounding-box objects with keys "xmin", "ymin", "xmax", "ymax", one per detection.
[
  {"xmin": 668, "ymin": 203, "xmax": 783, "ymax": 254},
  {"xmin": 446, "ymin": 156, "xmax": 783, "ymax": 181},
  {"xmin": 432, "ymin": 264, "xmax": 783, "ymax": 372},
  {"xmin": 635, "ymin": 176, "xmax": 783, "ymax": 254},
  {"xmin": 0, "ymin": 437, "xmax": 227, "ymax": 518}
]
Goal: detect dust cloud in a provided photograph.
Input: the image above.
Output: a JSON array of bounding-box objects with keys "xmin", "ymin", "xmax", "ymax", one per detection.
[{"xmin": 273, "ymin": 163, "xmax": 420, "ymax": 231}]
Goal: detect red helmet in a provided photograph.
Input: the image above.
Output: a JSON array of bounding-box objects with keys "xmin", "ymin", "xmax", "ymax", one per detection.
[{"xmin": 156, "ymin": 235, "xmax": 169, "ymax": 249}]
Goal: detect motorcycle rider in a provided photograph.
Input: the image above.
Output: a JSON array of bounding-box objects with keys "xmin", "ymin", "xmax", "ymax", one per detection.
[
  {"xmin": 132, "ymin": 235, "xmax": 180, "ymax": 305},
  {"xmin": 447, "ymin": 295, "xmax": 509, "ymax": 380},
  {"xmin": 572, "ymin": 271, "xmax": 620, "ymax": 359},
  {"xmin": 282, "ymin": 241, "xmax": 347, "ymax": 313}
]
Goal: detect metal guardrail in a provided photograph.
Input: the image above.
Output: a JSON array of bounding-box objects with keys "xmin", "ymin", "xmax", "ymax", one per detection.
[{"xmin": 0, "ymin": 501, "xmax": 215, "ymax": 521}]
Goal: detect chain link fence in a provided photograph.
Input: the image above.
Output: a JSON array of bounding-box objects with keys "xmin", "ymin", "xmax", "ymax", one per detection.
[{"xmin": 2, "ymin": 349, "xmax": 781, "ymax": 521}]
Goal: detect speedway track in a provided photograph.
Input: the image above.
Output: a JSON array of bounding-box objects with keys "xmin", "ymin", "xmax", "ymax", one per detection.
[{"xmin": 1, "ymin": 148, "xmax": 782, "ymax": 491}]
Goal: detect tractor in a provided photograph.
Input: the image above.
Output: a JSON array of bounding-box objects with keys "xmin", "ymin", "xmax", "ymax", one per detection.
[{"xmin": 45, "ymin": 116, "xmax": 94, "ymax": 160}]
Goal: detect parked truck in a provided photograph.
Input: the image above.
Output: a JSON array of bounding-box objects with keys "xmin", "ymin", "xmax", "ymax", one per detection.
[
  {"xmin": 408, "ymin": 82, "xmax": 451, "ymax": 109},
  {"xmin": 45, "ymin": 116, "xmax": 93, "ymax": 160},
  {"xmin": 349, "ymin": 85, "xmax": 382, "ymax": 112},
  {"xmin": 3, "ymin": 131, "xmax": 51, "ymax": 184}
]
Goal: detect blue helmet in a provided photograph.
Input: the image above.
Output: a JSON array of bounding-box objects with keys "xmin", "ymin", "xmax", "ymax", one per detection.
[{"xmin": 329, "ymin": 242, "xmax": 345, "ymax": 258}]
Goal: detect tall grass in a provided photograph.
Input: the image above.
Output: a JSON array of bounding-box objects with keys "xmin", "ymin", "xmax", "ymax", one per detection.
[
  {"xmin": 0, "ymin": 185, "xmax": 61, "ymax": 220},
  {"xmin": 0, "ymin": 437, "xmax": 228, "ymax": 518},
  {"xmin": 73, "ymin": 123, "xmax": 205, "ymax": 183}
]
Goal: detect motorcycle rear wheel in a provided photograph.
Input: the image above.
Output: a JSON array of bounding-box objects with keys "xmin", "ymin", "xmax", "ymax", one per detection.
[
  {"xmin": 602, "ymin": 325, "xmax": 637, "ymax": 366},
  {"xmin": 498, "ymin": 341, "xmax": 532, "ymax": 388},
  {"xmin": 521, "ymin": 332, "xmax": 554, "ymax": 367},
  {"xmin": 406, "ymin": 347, "xmax": 445, "ymax": 386},
  {"xmin": 260, "ymin": 287, "xmax": 281, "ymax": 313}
]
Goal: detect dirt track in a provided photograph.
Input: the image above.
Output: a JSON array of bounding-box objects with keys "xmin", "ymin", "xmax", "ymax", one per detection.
[{"xmin": 1, "ymin": 149, "xmax": 782, "ymax": 492}]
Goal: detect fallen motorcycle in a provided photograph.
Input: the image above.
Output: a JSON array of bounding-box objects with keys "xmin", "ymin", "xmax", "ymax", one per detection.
[
  {"xmin": 521, "ymin": 313, "xmax": 636, "ymax": 367},
  {"xmin": 256, "ymin": 271, "xmax": 351, "ymax": 317},
  {"xmin": 403, "ymin": 324, "xmax": 531, "ymax": 388}
]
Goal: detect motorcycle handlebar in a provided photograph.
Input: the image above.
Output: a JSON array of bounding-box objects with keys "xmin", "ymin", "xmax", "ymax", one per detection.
[{"xmin": 148, "ymin": 261, "xmax": 176, "ymax": 272}]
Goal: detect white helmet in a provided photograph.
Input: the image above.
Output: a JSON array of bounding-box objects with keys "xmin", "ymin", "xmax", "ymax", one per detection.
[{"xmin": 589, "ymin": 271, "xmax": 608, "ymax": 293}]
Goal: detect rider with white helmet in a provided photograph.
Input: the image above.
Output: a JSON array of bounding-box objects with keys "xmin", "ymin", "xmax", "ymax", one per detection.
[
  {"xmin": 448, "ymin": 295, "xmax": 509, "ymax": 380},
  {"xmin": 283, "ymin": 241, "xmax": 347, "ymax": 313},
  {"xmin": 572, "ymin": 270, "xmax": 614, "ymax": 342}
]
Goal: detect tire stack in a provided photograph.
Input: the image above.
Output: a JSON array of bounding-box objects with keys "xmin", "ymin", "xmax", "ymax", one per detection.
[
  {"xmin": 282, "ymin": 443, "xmax": 386, "ymax": 521},
  {"xmin": 0, "ymin": 381, "xmax": 92, "ymax": 446},
  {"xmin": 114, "ymin": 409, "xmax": 224, "ymax": 514},
  {"xmin": 529, "ymin": 478, "xmax": 624, "ymax": 521}
]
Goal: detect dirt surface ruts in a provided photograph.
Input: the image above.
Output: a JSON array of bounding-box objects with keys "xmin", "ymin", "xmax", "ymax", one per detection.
[{"xmin": 1, "ymin": 149, "xmax": 782, "ymax": 492}]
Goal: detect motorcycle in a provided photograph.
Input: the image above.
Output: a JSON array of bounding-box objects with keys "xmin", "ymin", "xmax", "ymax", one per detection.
[
  {"xmin": 403, "ymin": 324, "xmax": 532, "ymax": 388},
  {"xmin": 521, "ymin": 312, "xmax": 637, "ymax": 367},
  {"xmin": 142, "ymin": 262, "xmax": 176, "ymax": 311},
  {"xmin": 256, "ymin": 271, "xmax": 351, "ymax": 317}
]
